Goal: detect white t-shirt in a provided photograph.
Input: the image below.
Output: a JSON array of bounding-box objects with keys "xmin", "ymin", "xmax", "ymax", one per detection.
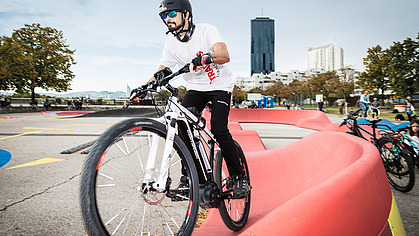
[{"xmin": 160, "ymin": 23, "xmax": 234, "ymax": 92}]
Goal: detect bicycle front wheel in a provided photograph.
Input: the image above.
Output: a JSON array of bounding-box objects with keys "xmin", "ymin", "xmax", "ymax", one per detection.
[
  {"xmin": 214, "ymin": 140, "xmax": 251, "ymax": 231},
  {"xmin": 378, "ymin": 138, "xmax": 415, "ymax": 192},
  {"xmin": 80, "ymin": 118, "xmax": 199, "ymax": 236}
]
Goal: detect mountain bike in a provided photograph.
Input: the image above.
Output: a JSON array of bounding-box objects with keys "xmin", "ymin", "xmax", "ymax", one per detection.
[
  {"xmin": 80, "ymin": 64, "xmax": 251, "ymax": 236},
  {"xmin": 341, "ymin": 109, "xmax": 415, "ymax": 192}
]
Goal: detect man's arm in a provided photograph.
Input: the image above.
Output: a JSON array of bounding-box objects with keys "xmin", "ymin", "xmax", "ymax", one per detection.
[
  {"xmin": 190, "ymin": 42, "xmax": 230, "ymax": 72},
  {"xmin": 211, "ymin": 42, "xmax": 230, "ymax": 64}
]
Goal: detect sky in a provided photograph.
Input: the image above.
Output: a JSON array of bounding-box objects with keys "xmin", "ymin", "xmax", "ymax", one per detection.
[{"xmin": 1, "ymin": 0, "xmax": 418, "ymax": 93}]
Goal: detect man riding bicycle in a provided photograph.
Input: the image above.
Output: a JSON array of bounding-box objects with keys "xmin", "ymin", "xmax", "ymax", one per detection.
[
  {"xmin": 360, "ymin": 90, "xmax": 370, "ymax": 117},
  {"xmin": 135, "ymin": 0, "xmax": 249, "ymax": 197}
]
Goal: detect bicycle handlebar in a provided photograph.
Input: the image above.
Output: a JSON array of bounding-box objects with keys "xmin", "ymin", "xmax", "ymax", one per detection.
[
  {"xmin": 339, "ymin": 109, "xmax": 362, "ymax": 127},
  {"xmin": 130, "ymin": 64, "xmax": 190, "ymax": 100}
]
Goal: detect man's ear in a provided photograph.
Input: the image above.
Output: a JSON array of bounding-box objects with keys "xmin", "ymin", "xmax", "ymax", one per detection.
[{"xmin": 185, "ymin": 11, "xmax": 190, "ymax": 19}]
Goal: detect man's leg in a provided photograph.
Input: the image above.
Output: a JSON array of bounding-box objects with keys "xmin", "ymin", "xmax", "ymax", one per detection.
[
  {"xmin": 208, "ymin": 91, "xmax": 243, "ymax": 176},
  {"xmin": 208, "ymin": 91, "xmax": 250, "ymax": 196},
  {"xmin": 360, "ymin": 103, "xmax": 367, "ymax": 117}
]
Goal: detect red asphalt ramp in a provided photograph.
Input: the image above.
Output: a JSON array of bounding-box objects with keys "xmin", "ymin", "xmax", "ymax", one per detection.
[
  {"xmin": 195, "ymin": 109, "xmax": 393, "ymax": 235},
  {"xmin": 227, "ymin": 108, "xmax": 335, "ymax": 131}
]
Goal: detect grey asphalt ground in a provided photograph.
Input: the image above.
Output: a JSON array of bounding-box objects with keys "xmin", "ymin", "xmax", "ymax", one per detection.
[{"xmin": 0, "ymin": 110, "xmax": 417, "ymax": 235}]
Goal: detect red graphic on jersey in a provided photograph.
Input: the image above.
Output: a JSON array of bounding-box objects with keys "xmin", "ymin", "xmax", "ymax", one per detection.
[
  {"xmin": 196, "ymin": 51, "xmax": 216, "ymax": 84},
  {"xmin": 204, "ymin": 64, "xmax": 216, "ymax": 84}
]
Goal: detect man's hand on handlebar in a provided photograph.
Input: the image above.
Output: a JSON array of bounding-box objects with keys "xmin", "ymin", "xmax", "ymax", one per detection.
[
  {"xmin": 190, "ymin": 53, "xmax": 213, "ymax": 72},
  {"xmin": 130, "ymin": 83, "xmax": 150, "ymax": 101},
  {"xmin": 130, "ymin": 64, "xmax": 191, "ymax": 101}
]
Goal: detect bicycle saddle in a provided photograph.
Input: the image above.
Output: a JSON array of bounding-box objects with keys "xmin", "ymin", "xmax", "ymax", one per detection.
[{"xmin": 367, "ymin": 118, "xmax": 382, "ymax": 124}]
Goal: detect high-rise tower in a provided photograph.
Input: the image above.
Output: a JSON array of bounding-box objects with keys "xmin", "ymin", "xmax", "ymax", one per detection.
[
  {"xmin": 251, "ymin": 17, "xmax": 275, "ymax": 75},
  {"xmin": 308, "ymin": 42, "xmax": 344, "ymax": 71}
]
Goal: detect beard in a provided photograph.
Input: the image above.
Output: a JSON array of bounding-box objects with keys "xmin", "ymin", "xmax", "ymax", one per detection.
[
  {"xmin": 167, "ymin": 23, "xmax": 181, "ymax": 32},
  {"xmin": 166, "ymin": 18, "xmax": 185, "ymax": 32}
]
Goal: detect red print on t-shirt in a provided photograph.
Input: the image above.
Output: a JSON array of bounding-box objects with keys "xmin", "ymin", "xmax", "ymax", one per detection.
[{"xmin": 196, "ymin": 51, "xmax": 216, "ymax": 84}]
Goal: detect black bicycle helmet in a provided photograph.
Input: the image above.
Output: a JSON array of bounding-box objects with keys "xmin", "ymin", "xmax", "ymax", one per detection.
[
  {"xmin": 159, "ymin": 0, "xmax": 195, "ymax": 42},
  {"xmin": 159, "ymin": 0, "xmax": 192, "ymax": 16}
]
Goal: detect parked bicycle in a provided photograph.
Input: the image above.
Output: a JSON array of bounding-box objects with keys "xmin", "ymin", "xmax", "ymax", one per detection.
[
  {"xmin": 80, "ymin": 64, "xmax": 251, "ymax": 236},
  {"xmin": 340, "ymin": 109, "xmax": 415, "ymax": 192}
]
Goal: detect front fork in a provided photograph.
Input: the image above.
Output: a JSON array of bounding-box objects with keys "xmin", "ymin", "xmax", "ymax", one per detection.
[{"xmin": 142, "ymin": 113, "xmax": 178, "ymax": 192}]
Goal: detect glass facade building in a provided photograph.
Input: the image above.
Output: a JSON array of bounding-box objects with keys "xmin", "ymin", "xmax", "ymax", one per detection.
[{"xmin": 251, "ymin": 17, "xmax": 275, "ymax": 75}]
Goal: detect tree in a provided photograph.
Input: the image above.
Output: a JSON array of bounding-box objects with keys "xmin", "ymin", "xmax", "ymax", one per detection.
[
  {"xmin": 288, "ymin": 79, "xmax": 308, "ymax": 105},
  {"xmin": 308, "ymin": 71, "xmax": 340, "ymax": 105},
  {"xmin": 265, "ymin": 81, "xmax": 286, "ymax": 105},
  {"xmin": 387, "ymin": 35, "xmax": 419, "ymax": 97},
  {"xmin": 359, "ymin": 45, "xmax": 390, "ymax": 97},
  {"xmin": 232, "ymin": 84, "xmax": 246, "ymax": 105},
  {"xmin": 336, "ymin": 67, "xmax": 356, "ymax": 102},
  {"xmin": 0, "ymin": 23, "xmax": 76, "ymax": 103},
  {"xmin": 177, "ymin": 85, "xmax": 187, "ymax": 102},
  {"xmin": 0, "ymin": 36, "xmax": 33, "ymax": 91},
  {"xmin": 247, "ymin": 87, "xmax": 264, "ymax": 94}
]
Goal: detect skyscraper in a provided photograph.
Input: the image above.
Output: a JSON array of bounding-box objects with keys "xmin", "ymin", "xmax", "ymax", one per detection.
[
  {"xmin": 251, "ymin": 17, "xmax": 275, "ymax": 75},
  {"xmin": 308, "ymin": 42, "xmax": 344, "ymax": 71}
]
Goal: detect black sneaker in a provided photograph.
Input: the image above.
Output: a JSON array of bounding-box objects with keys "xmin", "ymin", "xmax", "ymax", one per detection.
[
  {"xmin": 230, "ymin": 174, "xmax": 250, "ymax": 198},
  {"xmin": 167, "ymin": 176, "xmax": 189, "ymax": 201},
  {"xmin": 177, "ymin": 176, "xmax": 189, "ymax": 191}
]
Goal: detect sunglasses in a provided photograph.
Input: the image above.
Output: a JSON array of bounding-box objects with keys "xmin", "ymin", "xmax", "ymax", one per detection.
[{"xmin": 161, "ymin": 11, "xmax": 178, "ymax": 20}]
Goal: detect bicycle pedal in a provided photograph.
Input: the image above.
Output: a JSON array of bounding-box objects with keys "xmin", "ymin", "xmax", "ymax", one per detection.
[{"xmin": 166, "ymin": 190, "xmax": 188, "ymax": 202}]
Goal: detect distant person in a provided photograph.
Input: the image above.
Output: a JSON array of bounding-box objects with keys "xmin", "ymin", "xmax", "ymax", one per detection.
[
  {"xmin": 337, "ymin": 99, "xmax": 344, "ymax": 115},
  {"xmin": 408, "ymin": 119, "xmax": 419, "ymax": 142},
  {"xmin": 405, "ymin": 97, "xmax": 416, "ymax": 122},
  {"xmin": 371, "ymin": 98, "xmax": 381, "ymax": 118},
  {"xmin": 318, "ymin": 100, "xmax": 324, "ymax": 112},
  {"xmin": 359, "ymin": 91, "xmax": 370, "ymax": 117},
  {"xmin": 43, "ymin": 100, "xmax": 47, "ymax": 109}
]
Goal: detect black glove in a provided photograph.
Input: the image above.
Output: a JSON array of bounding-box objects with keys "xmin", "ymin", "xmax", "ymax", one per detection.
[
  {"xmin": 191, "ymin": 53, "xmax": 213, "ymax": 69},
  {"xmin": 154, "ymin": 67, "xmax": 172, "ymax": 86},
  {"xmin": 130, "ymin": 84, "xmax": 149, "ymax": 100}
]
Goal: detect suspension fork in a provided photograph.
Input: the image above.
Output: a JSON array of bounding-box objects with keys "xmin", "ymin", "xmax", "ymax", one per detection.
[{"xmin": 141, "ymin": 112, "xmax": 178, "ymax": 191}]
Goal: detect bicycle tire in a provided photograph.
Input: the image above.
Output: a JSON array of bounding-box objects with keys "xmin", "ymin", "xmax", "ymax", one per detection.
[
  {"xmin": 214, "ymin": 140, "xmax": 251, "ymax": 231},
  {"xmin": 80, "ymin": 118, "xmax": 199, "ymax": 236},
  {"xmin": 365, "ymin": 107, "xmax": 372, "ymax": 118},
  {"xmin": 378, "ymin": 137, "xmax": 415, "ymax": 192}
]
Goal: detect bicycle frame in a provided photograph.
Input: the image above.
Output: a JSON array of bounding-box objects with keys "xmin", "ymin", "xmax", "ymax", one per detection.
[
  {"xmin": 144, "ymin": 93, "xmax": 217, "ymax": 191},
  {"xmin": 344, "ymin": 111, "xmax": 397, "ymax": 147},
  {"xmin": 347, "ymin": 117, "xmax": 379, "ymax": 142}
]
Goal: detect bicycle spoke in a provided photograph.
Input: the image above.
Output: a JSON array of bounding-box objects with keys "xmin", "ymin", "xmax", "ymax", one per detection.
[{"xmin": 87, "ymin": 127, "xmax": 197, "ymax": 235}]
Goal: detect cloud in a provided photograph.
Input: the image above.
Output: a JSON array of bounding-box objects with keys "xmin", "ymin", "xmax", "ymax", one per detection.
[{"xmin": 76, "ymin": 55, "xmax": 159, "ymax": 67}]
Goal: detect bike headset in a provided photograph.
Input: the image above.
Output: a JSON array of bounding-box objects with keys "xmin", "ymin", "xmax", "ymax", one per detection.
[{"xmin": 159, "ymin": 0, "xmax": 195, "ymax": 42}]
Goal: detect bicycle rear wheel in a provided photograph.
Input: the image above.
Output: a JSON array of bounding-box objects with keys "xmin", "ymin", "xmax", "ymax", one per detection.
[
  {"xmin": 80, "ymin": 118, "xmax": 199, "ymax": 236},
  {"xmin": 378, "ymin": 138, "xmax": 415, "ymax": 192},
  {"xmin": 214, "ymin": 140, "xmax": 251, "ymax": 231}
]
